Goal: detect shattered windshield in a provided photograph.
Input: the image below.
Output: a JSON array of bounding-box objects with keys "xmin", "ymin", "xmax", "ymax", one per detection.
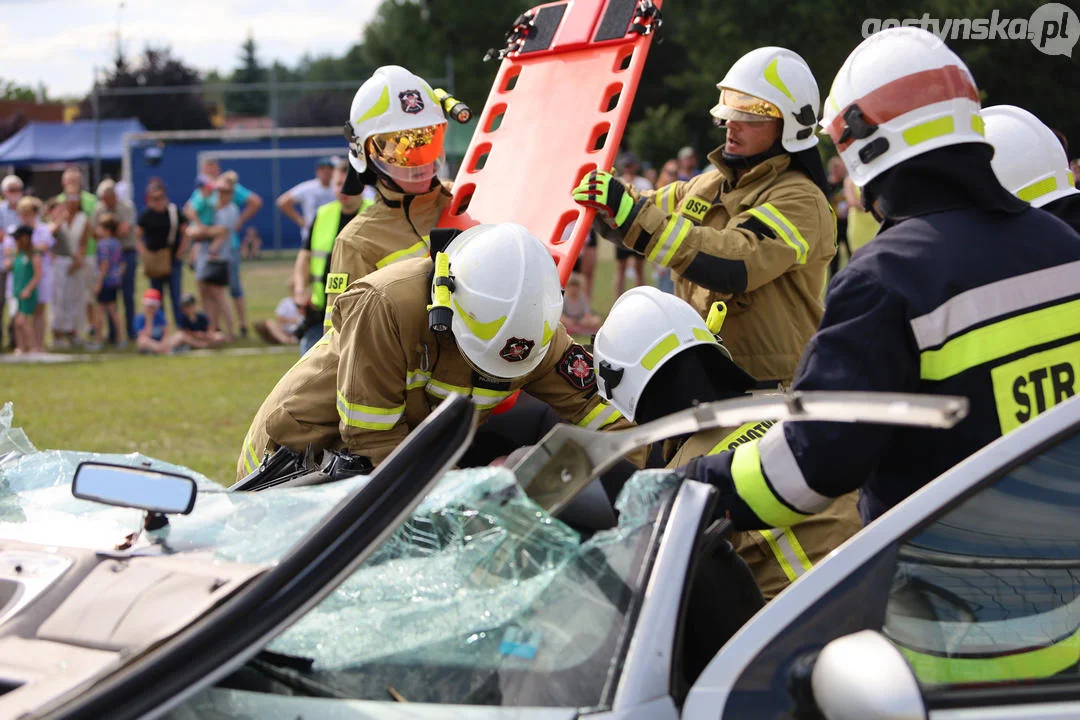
[{"xmin": 0, "ymin": 404, "xmax": 680, "ymax": 711}]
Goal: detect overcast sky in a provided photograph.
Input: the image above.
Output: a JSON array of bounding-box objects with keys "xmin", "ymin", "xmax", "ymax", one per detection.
[{"xmin": 0, "ymin": 0, "xmax": 382, "ymax": 99}]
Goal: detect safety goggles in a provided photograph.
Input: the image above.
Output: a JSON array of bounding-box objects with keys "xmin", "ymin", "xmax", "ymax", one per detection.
[
  {"xmin": 711, "ymin": 88, "xmax": 782, "ymax": 123},
  {"xmin": 364, "ymin": 123, "xmax": 447, "ymax": 168}
]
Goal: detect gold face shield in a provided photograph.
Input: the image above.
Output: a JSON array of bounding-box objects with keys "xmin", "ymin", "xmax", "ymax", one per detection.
[
  {"xmin": 364, "ymin": 123, "xmax": 447, "ymax": 168},
  {"xmin": 710, "ymin": 88, "xmax": 782, "ymax": 123}
]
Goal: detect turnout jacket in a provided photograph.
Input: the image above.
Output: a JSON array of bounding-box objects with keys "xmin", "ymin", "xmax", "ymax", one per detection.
[
  {"xmin": 323, "ymin": 181, "xmax": 452, "ymax": 326},
  {"xmin": 239, "ymin": 257, "xmax": 628, "ymax": 481},
  {"xmin": 687, "ymin": 158, "xmax": 1080, "ymax": 529},
  {"xmin": 620, "ymin": 150, "xmax": 836, "ymax": 383},
  {"xmin": 667, "ymin": 423, "xmax": 861, "ymax": 599}
]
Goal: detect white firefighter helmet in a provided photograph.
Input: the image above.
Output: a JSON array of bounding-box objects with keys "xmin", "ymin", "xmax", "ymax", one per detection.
[
  {"xmin": 594, "ymin": 287, "xmax": 737, "ymax": 421},
  {"xmin": 345, "ymin": 65, "xmax": 447, "ymax": 192},
  {"xmin": 983, "ymin": 105, "xmax": 1079, "ymax": 208},
  {"xmin": 822, "ymin": 27, "xmax": 986, "ymax": 187},
  {"xmin": 444, "ymin": 223, "xmax": 563, "ymax": 380},
  {"xmin": 710, "ymin": 46, "xmax": 821, "ymax": 153}
]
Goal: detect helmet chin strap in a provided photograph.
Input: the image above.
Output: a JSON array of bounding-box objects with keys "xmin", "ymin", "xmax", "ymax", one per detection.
[{"xmin": 721, "ymin": 137, "xmax": 786, "ymax": 170}]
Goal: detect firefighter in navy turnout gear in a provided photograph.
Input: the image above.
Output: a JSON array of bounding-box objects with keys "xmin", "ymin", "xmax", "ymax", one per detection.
[
  {"xmin": 593, "ymin": 286, "xmax": 862, "ymax": 599},
  {"xmin": 684, "ymin": 27, "xmax": 1080, "ymax": 528},
  {"xmin": 983, "ymin": 105, "xmax": 1080, "ymax": 233},
  {"xmin": 291, "ymin": 159, "xmax": 374, "ymax": 354},
  {"xmin": 325, "ymin": 65, "xmax": 455, "ymax": 328},
  {"xmin": 239, "ymin": 223, "xmax": 634, "ymax": 483},
  {"xmin": 573, "ymin": 47, "xmax": 836, "ymax": 385}
]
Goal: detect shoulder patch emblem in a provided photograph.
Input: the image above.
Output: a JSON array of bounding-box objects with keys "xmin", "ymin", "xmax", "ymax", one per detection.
[
  {"xmin": 680, "ymin": 195, "xmax": 712, "ymax": 223},
  {"xmin": 326, "ymin": 273, "xmax": 349, "ymax": 294},
  {"xmin": 557, "ymin": 344, "xmax": 597, "ymax": 391},
  {"xmin": 499, "ymin": 337, "xmax": 535, "ymax": 363}
]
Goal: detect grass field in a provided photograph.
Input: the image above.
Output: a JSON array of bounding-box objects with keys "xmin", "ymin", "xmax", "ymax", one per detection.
[{"xmin": 2, "ymin": 247, "xmax": 632, "ymax": 486}]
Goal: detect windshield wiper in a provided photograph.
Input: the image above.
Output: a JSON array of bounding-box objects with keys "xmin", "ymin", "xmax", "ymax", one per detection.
[{"xmin": 239, "ymin": 650, "xmax": 350, "ymax": 699}]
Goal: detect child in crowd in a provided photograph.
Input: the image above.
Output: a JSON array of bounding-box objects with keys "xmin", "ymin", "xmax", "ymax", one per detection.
[
  {"xmin": 561, "ymin": 272, "xmax": 602, "ymax": 336},
  {"xmin": 175, "ymin": 292, "xmax": 227, "ymax": 349},
  {"xmin": 90, "ymin": 213, "xmax": 125, "ymax": 351},
  {"xmin": 253, "ymin": 280, "xmax": 302, "ymax": 345},
  {"xmin": 9, "ymin": 225, "xmax": 42, "ymax": 354},
  {"xmin": 134, "ymin": 288, "xmax": 173, "ymax": 355}
]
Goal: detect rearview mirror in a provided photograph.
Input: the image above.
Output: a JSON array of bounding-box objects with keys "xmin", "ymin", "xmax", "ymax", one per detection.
[
  {"xmin": 811, "ymin": 630, "xmax": 925, "ymax": 720},
  {"xmin": 73, "ymin": 462, "xmax": 197, "ymax": 515}
]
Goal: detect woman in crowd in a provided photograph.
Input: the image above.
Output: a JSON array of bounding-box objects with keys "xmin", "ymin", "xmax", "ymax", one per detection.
[
  {"xmin": 12, "ymin": 197, "xmax": 54, "ymax": 350},
  {"xmin": 46, "ymin": 194, "xmax": 91, "ymax": 349}
]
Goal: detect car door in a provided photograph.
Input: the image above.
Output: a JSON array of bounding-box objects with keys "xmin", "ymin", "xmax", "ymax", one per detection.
[{"xmin": 682, "ymin": 395, "xmax": 1080, "ymax": 720}]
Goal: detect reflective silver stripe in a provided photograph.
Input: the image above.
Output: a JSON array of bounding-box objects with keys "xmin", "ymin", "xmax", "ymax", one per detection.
[
  {"xmin": 311, "ymin": 250, "xmax": 330, "ymax": 260},
  {"xmin": 760, "ymin": 528, "xmax": 812, "ymax": 581},
  {"xmin": 473, "ymin": 390, "xmax": 514, "ymax": 409},
  {"xmin": 335, "ymin": 393, "xmax": 405, "ymax": 430},
  {"xmin": 424, "ymin": 379, "xmax": 471, "ymax": 400},
  {"xmin": 910, "ymin": 259, "xmax": 1080, "ymax": 350},
  {"xmin": 647, "ymin": 214, "xmax": 689, "ymax": 265},
  {"xmin": 406, "ymin": 370, "xmax": 431, "ymax": 390},
  {"xmin": 758, "ymin": 421, "xmax": 831, "ymax": 514},
  {"xmin": 746, "ymin": 203, "xmax": 809, "ymax": 265}
]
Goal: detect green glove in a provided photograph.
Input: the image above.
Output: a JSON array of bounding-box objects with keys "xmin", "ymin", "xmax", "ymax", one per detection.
[{"xmin": 572, "ymin": 170, "xmax": 635, "ymax": 228}]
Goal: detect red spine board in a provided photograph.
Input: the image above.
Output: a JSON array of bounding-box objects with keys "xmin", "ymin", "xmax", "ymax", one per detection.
[{"xmin": 438, "ymin": 0, "xmax": 662, "ymax": 286}]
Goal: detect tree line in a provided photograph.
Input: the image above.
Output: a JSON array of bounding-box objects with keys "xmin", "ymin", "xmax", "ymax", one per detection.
[{"xmin": 86, "ymin": 0, "xmax": 1079, "ymax": 166}]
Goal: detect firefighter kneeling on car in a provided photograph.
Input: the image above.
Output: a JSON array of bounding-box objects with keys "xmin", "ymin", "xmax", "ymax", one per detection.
[
  {"xmin": 238, "ymin": 222, "xmax": 633, "ymax": 483},
  {"xmin": 593, "ymin": 286, "xmax": 861, "ymax": 600}
]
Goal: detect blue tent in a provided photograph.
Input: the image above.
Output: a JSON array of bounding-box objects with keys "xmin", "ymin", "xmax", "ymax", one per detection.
[{"xmin": 0, "ymin": 119, "xmax": 146, "ymax": 164}]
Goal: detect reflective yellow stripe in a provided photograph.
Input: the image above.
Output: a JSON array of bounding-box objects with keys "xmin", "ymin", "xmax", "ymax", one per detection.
[
  {"xmin": 731, "ymin": 440, "xmax": 812, "ymax": 528},
  {"xmin": 577, "ymin": 402, "xmax": 623, "ymax": 430},
  {"xmin": 746, "ymin": 203, "xmax": 809, "ymax": 265},
  {"xmin": 920, "ymin": 297, "xmax": 1080, "ymax": 382},
  {"xmin": 375, "ymin": 239, "xmax": 429, "ymax": 269},
  {"xmin": 335, "ymin": 392, "xmax": 404, "ymax": 430},
  {"xmin": 902, "ymin": 116, "xmax": 954, "ymax": 146},
  {"xmin": 692, "ymin": 327, "xmax": 715, "ymax": 344},
  {"xmin": 763, "ymin": 58, "xmax": 794, "ymax": 102},
  {"xmin": 708, "ymin": 420, "xmax": 777, "ymax": 455},
  {"xmin": 758, "ymin": 529, "xmax": 798, "ymax": 582},
  {"xmin": 425, "ymin": 378, "xmax": 471, "ymax": 400},
  {"xmin": 542, "ymin": 321, "xmax": 554, "ymax": 348},
  {"xmin": 1016, "ymin": 176, "xmax": 1059, "ymax": 203},
  {"xmin": 647, "ymin": 214, "xmax": 691, "ymax": 267},
  {"xmin": 472, "ymin": 387, "xmax": 514, "ymax": 409},
  {"xmin": 641, "ymin": 333, "xmax": 680, "ymax": 371},
  {"xmin": 971, "ymin": 114, "xmax": 985, "ymax": 136},
  {"xmin": 356, "ymin": 86, "xmax": 389, "ymax": 122},
  {"xmin": 241, "ymin": 430, "xmax": 258, "ymax": 475},
  {"xmin": 653, "ymin": 185, "xmax": 675, "ymax": 213},
  {"xmin": 897, "ymin": 624, "xmax": 1080, "ymax": 685},
  {"xmin": 406, "ymin": 369, "xmax": 431, "ymax": 391},
  {"xmin": 452, "ymin": 299, "xmax": 507, "ymax": 341}
]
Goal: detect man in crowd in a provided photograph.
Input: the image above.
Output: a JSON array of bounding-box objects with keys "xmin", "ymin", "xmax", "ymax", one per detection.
[
  {"xmin": 276, "ymin": 157, "xmax": 338, "ymax": 247},
  {"xmin": 291, "ymin": 158, "xmax": 372, "ymax": 354},
  {"xmin": 574, "ymin": 46, "xmax": 836, "ymax": 386},
  {"xmin": 683, "ymin": 27, "xmax": 1080, "ymax": 529},
  {"xmin": 676, "ymin": 146, "xmax": 701, "ymax": 181},
  {"xmin": 93, "ymin": 179, "xmax": 138, "ymax": 341}
]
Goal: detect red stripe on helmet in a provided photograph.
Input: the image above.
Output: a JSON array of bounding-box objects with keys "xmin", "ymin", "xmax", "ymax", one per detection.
[{"xmin": 828, "ymin": 65, "xmax": 978, "ymax": 151}]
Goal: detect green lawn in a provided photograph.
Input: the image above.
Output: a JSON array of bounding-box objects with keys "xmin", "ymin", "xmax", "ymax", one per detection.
[{"xmin": 2, "ymin": 248, "xmax": 632, "ymax": 486}]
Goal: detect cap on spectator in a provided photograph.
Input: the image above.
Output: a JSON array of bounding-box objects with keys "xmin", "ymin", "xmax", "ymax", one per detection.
[
  {"xmin": 331, "ymin": 156, "xmax": 349, "ymax": 170},
  {"xmin": 12, "ymin": 225, "xmax": 32, "ymax": 239},
  {"xmin": 316, "ymin": 156, "xmax": 336, "ymax": 168},
  {"xmin": 1, "ymin": 175, "xmax": 23, "ymax": 192},
  {"xmin": 142, "ymin": 289, "xmax": 163, "ymax": 306},
  {"xmin": 677, "ymin": 146, "xmax": 696, "ymax": 160},
  {"xmin": 180, "ymin": 292, "xmax": 197, "ymax": 307},
  {"xmin": 96, "ymin": 178, "xmax": 116, "ymax": 197}
]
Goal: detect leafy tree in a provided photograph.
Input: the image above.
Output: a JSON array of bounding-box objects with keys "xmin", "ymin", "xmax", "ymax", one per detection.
[
  {"xmin": 81, "ymin": 45, "xmax": 213, "ymax": 130},
  {"xmin": 228, "ymin": 32, "xmax": 269, "ymax": 116},
  {"xmin": 626, "ymin": 105, "xmax": 689, "ymax": 167},
  {"xmin": 0, "ymin": 79, "xmax": 40, "ymax": 103}
]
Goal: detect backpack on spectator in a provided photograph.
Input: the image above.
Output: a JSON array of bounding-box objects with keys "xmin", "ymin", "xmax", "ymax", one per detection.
[{"xmin": 143, "ymin": 203, "xmax": 177, "ymax": 280}]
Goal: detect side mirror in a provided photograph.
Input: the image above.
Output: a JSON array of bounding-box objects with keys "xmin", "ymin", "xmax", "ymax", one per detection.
[
  {"xmin": 811, "ymin": 630, "xmax": 926, "ymax": 720},
  {"xmin": 73, "ymin": 462, "xmax": 197, "ymax": 515}
]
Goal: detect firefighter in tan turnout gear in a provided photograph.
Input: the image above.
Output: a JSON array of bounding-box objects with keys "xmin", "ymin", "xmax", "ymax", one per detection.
[
  {"xmin": 573, "ymin": 47, "xmax": 836, "ymax": 385},
  {"xmin": 593, "ymin": 286, "xmax": 860, "ymax": 599},
  {"xmin": 324, "ymin": 65, "xmax": 454, "ymax": 327},
  {"xmin": 239, "ymin": 223, "xmax": 630, "ymax": 482}
]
